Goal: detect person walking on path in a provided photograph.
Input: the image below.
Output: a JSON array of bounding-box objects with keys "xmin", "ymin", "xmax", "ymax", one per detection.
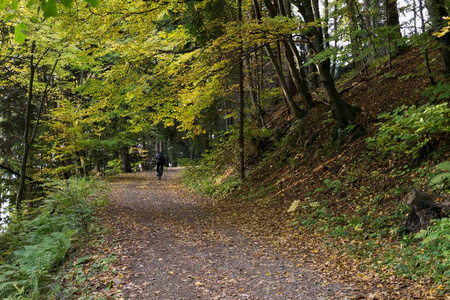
[{"xmin": 155, "ymin": 152, "xmax": 166, "ymax": 180}]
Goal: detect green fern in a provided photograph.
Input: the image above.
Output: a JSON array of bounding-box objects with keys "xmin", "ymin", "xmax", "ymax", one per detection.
[
  {"xmin": 436, "ymin": 161, "xmax": 450, "ymax": 171},
  {"xmin": 429, "ymin": 161, "xmax": 450, "ymax": 192},
  {"xmin": 0, "ymin": 177, "xmax": 104, "ymax": 299}
]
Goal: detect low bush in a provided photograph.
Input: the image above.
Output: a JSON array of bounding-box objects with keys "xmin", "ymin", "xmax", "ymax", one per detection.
[
  {"xmin": 367, "ymin": 103, "xmax": 450, "ymax": 159},
  {"xmin": 0, "ymin": 177, "xmax": 107, "ymax": 299}
]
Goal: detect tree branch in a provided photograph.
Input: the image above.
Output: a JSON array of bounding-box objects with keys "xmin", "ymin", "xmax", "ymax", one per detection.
[{"xmin": 0, "ymin": 163, "xmax": 40, "ymax": 183}]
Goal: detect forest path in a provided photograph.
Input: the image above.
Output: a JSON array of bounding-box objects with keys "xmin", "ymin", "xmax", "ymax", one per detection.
[{"xmin": 103, "ymin": 168, "xmax": 354, "ymax": 299}]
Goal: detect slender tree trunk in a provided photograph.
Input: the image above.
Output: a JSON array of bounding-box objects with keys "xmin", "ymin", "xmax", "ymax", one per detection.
[
  {"xmin": 346, "ymin": 0, "xmax": 364, "ymax": 69},
  {"xmin": 16, "ymin": 41, "xmax": 36, "ymax": 210},
  {"xmin": 282, "ymin": 41, "xmax": 314, "ymax": 109},
  {"xmin": 331, "ymin": 2, "xmax": 339, "ymax": 77},
  {"xmin": 238, "ymin": 0, "xmax": 245, "ymax": 181},
  {"xmin": 413, "ymin": 0, "xmax": 418, "ymax": 35},
  {"xmin": 265, "ymin": 45, "xmax": 305, "ymax": 119},
  {"xmin": 420, "ymin": 0, "xmax": 437, "ymax": 84},
  {"xmin": 245, "ymin": 56, "xmax": 267, "ymax": 127},
  {"xmin": 324, "ymin": 0, "xmax": 331, "ymax": 49},
  {"xmin": 384, "ymin": 0, "xmax": 402, "ymax": 56},
  {"xmin": 277, "ymin": 0, "xmax": 314, "ymax": 109},
  {"xmin": 254, "ymin": 0, "xmax": 305, "ymax": 119}
]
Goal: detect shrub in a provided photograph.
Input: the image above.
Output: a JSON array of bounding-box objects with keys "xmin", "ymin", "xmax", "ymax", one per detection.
[
  {"xmin": 182, "ymin": 125, "xmax": 272, "ymax": 197},
  {"xmin": 414, "ymin": 218, "xmax": 450, "ymax": 287},
  {"xmin": 429, "ymin": 161, "xmax": 450, "ymax": 193},
  {"xmin": 367, "ymin": 103, "xmax": 450, "ymax": 158},
  {"xmin": 0, "ymin": 177, "xmax": 106, "ymax": 299}
]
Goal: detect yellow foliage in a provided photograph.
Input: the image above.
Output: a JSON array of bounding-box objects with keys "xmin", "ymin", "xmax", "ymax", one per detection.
[{"xmin": 433, "ymin": 17, "xmax": 450, "ymax": 38}]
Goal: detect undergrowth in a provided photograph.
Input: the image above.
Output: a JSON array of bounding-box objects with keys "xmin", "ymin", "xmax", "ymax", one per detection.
[
  {"xmin": 182, "ymin": 124, "xmax": 273, "ymax": 197},
  {"xmin": 0, "ymin": 177, "xmax": 107, "ymax": 299}
]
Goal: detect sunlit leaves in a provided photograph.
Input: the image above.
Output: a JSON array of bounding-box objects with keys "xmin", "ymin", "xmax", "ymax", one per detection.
[
  {"xmin": 60, "ymin": 0, "xmax": 73, "ymax": 8},
  {"xmin": 26, "ymin": 0, "xmax": 36, "ymax": 8},
  {"xmin": 84, "ymin": 0, "xmax": 98, "ymax": 6},
  {"xmin": 14, "ymin": 22, "xmax": 27, "ymax": 43},
  {"xmin": 41, "ymin": 0, "xmax": 57, "ymax": 18},
  {"xmin": 433, "ymin": 17, "xmax": 450, "ymax": 38}
]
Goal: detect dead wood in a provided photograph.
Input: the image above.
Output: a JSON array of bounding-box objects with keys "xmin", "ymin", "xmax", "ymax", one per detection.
[{"xmin": 404, "ymin": 189, "xmax": 450, "ymax": 233}]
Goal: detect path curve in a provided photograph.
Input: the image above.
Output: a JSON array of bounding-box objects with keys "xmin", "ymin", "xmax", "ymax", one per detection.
[{"xmin": 105, "ymin": 168, "xmax": 353, "ymax": 299}]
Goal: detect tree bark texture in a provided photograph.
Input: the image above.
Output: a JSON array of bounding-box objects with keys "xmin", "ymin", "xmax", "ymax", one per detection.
[
  {"xmin": 238, "ymin": 0, "xmax": 245, "ymax": 181},
  {"xmin": 404, "ymin": 189, "xmax": 450, "ymax": 233},
  {"xmin": 425, "ymin": 0, "xmax": 450, "ymax": 74},
  {"xmin": 384, "ymin": 0, "xmax": 403, "ymax": 58}
]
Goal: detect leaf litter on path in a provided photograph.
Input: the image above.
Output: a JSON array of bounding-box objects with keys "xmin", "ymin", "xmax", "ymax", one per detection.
[
  {"xmin": 84, "ymin": 168, "xmax": 443, "ymax": 300},
  {"xmin": 98, "ymin": 168, "xmax": 355, "ymax": 299}
]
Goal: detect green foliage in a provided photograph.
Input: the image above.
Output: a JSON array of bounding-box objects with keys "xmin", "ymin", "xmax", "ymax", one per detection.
[
  {"xmin": 322, "ymin": 179, "xmax": 343, "ymax": 195},
  {"xmin": 183, "ymin": 165, "xmax": 241, "ymax": 197},
  {"xmin": 245, "ymin": 184, "xmax": 276, "ymax": 205},
  {"xmin": 48, "ymin": 252, "xmax": 117, "ymax": 299},
  {"xmin": 182, "ymin": 125, "xmax": 273, "ymax": 197},
  {"xmin": 422, "ymin": 82, "xmax": 450, "ymax": 103},
  {"xmin": 414, "ymin": 218, "xmax": 450, "ymax": 286},
  {"xmin": 382, "ymin": 218, "xmax": 450, "ymax": 289},
  {"xmin": 14, "ymin": 22, "xmax": 27, "ymax": 43},
  {"xmin": 0, "ymin": 177, "xmax": 106, "ymax": 299},
  {"xmin": 429, "ymin": 161, "xmax": 450, "ymax": 192},
  {"xmin": 182, "ymin": 130, "xmax": 241, "ymax": 196},
  {"xmin": 367, "ymin": 103, "xmax": 450, "ymax": 158}
]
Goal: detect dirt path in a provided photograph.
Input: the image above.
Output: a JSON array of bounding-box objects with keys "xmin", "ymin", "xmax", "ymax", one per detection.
[{"xmin": 103, "ymin": 168, "xmax": 354, "ymax": 299}]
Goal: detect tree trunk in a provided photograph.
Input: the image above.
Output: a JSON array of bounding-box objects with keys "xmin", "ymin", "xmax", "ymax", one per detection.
[
  {"xmin": 238, "ymin": 0, "xmax": 245, "ymax": 181},
  {"xmin": 245, "ymin": 55, "xmax": 267, "ymax": 127},
  {"xmin": 384, "ymin": 0, "xmax": 403, "ymax": 57},
  {"xmin": 404, "ymin": 189, "xmax": 450, "ymax": 233},
  {"xmin": 16, "ymin": 41, "xmax": 36, "ymax": 210},
  {"xmin": 425, "ymin": 0, "xmax": 450, "ymax": 74},
  {"xmin": 294, "ymin": 0, "xmax": 360, "ymax": 128},
  {"xmin": 120, "ymin": 146, "xmax": 132, "ymax": 173},
  {"xmin": 316, "ymin": 61, "xmax": 360, "ymax": 128},
  {"xmin": 346, "ymin": 0, "xmax": 364, "ymax": 69},
  {"xmin": 254, "ymin": 0, "xmax": 305, "ymax": 119},
  {"xmin": 265, "ymin": 45, "xmax": 305, "ymax": 119},
  {"xmin": 419, "ymin": 0, "xmax": 437, "ymax": 85},
  {"xmin": 277, "ymin": 0, "xmax": 314, "ymax": 110},
  {"xmin": 283, "ymin": 41, "xmax": 314, "ymax": 109}
]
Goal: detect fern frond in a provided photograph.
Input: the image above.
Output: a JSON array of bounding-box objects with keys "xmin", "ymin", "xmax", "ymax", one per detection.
[
  {"xmin": 429, "ymin": 173, "xmax": 450, "ymax": 186},
  {"xmin": 436, "ymin": 161, "xmax": 450, "ymax": 171}
]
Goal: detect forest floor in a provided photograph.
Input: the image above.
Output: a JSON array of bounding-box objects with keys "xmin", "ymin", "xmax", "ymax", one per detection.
[{"xmin": 81, "ymin": 168, "xmax": 366, "ymax": 300}]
